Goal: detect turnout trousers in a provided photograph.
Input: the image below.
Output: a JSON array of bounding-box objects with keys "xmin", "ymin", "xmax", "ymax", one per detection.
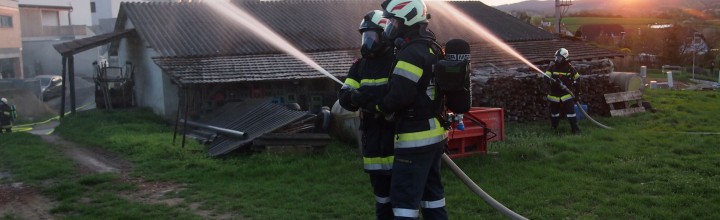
[
  {"xmin": 391, "ymin": 140, "xmax": 447, "ymax": 220},
  {"xmin": 549, "ymin": 98, "xmax": 580, "ymax": 132}
]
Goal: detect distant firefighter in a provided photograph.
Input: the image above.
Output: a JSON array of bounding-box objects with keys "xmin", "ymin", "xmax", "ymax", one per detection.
[
  {"xmin": 0, "ymin": 97, "xmax": 17, "ymax": 133},
  {"xmin": 544, "ymin": 48, "xmax": 581, "ymax": 134}
]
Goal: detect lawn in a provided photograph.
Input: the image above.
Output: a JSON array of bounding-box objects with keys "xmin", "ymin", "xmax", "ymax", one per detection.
[
  {"xmin": 544, "ymin": 17, "xmax": 674, "ymax": 32},
  {"xmin": 2, "ymin": 89, "xmax": 719, "ymax": 219}
]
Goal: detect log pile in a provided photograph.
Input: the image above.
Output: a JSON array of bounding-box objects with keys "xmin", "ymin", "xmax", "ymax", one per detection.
[{"xmin": 471, "ymin": 59, "xmax": 622, "ymax": 122}]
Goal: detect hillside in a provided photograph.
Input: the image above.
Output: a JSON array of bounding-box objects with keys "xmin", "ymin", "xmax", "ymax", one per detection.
[{"xmin": 495, "ymin": 0, "xmax": 718, "ymax": 17}]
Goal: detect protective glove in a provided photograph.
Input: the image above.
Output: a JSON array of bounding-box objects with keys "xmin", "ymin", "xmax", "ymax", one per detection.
[
  {"xmin": 338, "ymin": 86, "xmax": 359, "ymax": 111},
  {"xmin": 350, "ymin": 90, "xmax": 372, "ymax": 109}
]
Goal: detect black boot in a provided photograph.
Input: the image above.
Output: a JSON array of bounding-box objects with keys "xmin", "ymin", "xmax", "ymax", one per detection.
[
  {"xmin": 569, "ymin": 117, "xmax": 581, "ymax": 134},
  {"xmin": 551, "ymin": 117, "xmax": 559, "ymax": 129}
]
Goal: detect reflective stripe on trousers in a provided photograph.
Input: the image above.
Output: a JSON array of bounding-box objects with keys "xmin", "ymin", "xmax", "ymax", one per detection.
[
  {"xmin": 420, "ymin": 198, "xmax": 446, "ymax": 208},
  {"xmin": 376, "ymin": 196, "xmax": 391, "ymax": 204},
  {"xmin": 393, "ymin": 208, "xmax": 419, "ymax": 218}
]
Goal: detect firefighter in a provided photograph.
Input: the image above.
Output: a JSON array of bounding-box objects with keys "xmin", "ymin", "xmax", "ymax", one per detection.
[
  {"xmin": 544, "ymin": 48, "xmax": 581, "ymax": 134},
  {"xmin": 354, "ymin": 0, "xmax": 449, "ymax": 219},
  {"xmin": 337, "ymin": 10, "xmax": 396, "ymax": 220},
  {"xmin": 0, "ymin": 97, "xmax": 16, "ymax": 133}
]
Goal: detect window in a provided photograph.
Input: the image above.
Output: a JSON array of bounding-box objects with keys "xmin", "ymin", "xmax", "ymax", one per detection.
[
  {"xmin": 0, "ymin": 15, "xmax": 12, "ymax": 28},
  {"xmin": 90, "ymin": 2, "xmax": 96, "ymax": 13}
]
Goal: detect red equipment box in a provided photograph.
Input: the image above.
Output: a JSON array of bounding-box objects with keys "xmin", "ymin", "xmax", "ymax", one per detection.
[{"xmin": 447, "ymin": 107, "xmax": 505, "ymax": 159}]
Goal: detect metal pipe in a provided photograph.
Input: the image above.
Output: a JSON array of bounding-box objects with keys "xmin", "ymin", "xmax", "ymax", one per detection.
[{"xmin": 179, "ymin": 119, "xmax": 249, "ymax": 139}]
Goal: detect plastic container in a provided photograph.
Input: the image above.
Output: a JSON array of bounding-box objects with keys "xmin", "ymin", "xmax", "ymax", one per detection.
[{"xmin": 574, "ymin": 104, "xmax": 588, "ymax": 120}]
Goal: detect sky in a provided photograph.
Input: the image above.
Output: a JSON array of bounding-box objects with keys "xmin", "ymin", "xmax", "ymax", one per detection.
[{"xmin": 482, "ymin": 0, "xmax": 537, "ymax": 6}]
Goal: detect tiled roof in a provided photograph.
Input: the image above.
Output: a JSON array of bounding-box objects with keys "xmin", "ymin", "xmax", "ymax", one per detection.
[
  {"xmin": 117, "ymin": 0, "xmax": 556, "ymax": 57},
  {"xmin": 153, "ymin": 50, "xmax": 355, "ymax": 84},
  {"xmin": 154, "ymin": 39, "xmax": 621, "ymax": 84},
  {"xmin": 473, "ymin": 39, "xmax": 623, "ymax": 68}
]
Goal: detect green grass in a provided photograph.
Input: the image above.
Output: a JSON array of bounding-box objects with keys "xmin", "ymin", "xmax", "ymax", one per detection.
[
  {"xmin": 3, "ymin": 89, "xmax": 720, "ymax": 219},
  {"xmin": 0, "ymin": 133, "xmax": 202, "ymax": 220},
  {"xmin": 646, "ymin": 68, "xmax": 719, "ymax": 82},
  {"xmin": 544, "ymin": 17, "xmax": 674, "ymax": 32},
  {"xmin": 544, "ymin": 17, "xmax": 720, "ymax": 33},
  {"xmin": 0, "ymin": 133, "xmax": 75, "ymax": 183}
]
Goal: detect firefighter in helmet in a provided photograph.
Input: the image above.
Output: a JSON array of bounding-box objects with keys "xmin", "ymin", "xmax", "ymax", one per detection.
[
  {"xmin": 337, "ymin": 10, "xmax": 396, "ymax": 220},
  {"xmin": 0, "ymin": 97, "xmax": 16, "ymax": 133},
  {"xmin": 544, "ymin": 48, "xmax": 581, "ymax": 134},
  {"xmin": 353, "ymin": 0, "xmax": 449, "ymax": 219}
]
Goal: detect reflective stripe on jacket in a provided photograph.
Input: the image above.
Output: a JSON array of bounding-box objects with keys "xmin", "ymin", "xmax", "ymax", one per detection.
[
  {"xmin": 544, "ymin": 62, "xmax": 580, "ymax": 99},
  {"xmin": 379, "ymin": 38, "xmax": 448, "ymax": 153},
  {"xmin": 338, "ymin": 52, "xmax": 396, "ymax": 174}
]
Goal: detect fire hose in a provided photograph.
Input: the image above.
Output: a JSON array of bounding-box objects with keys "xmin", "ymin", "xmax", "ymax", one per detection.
[
  {"xmin": 442, "ymin": 114, "xmax": 528, "ymax": 220},
  {"xmin": 441, "ymin": 153, "xmax": 528, "ymax": 220}
]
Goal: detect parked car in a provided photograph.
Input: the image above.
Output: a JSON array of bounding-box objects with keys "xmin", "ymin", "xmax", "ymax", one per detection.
[{"xmin": 35, "ymin": 75, "xmax": 63, "ymax": 101}]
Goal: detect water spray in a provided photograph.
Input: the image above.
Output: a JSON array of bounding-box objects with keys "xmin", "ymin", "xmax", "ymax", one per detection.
[
  {"xmin": 430, "ymin": 1, "xmax": 612, "ymax": 130},
  {"xmin": 206, "ymin": 0, "xmax": 343, "ymax": 85},
  {"xmin": 207, "ymin": 1, "xmax": 528, "ymax": 218}
]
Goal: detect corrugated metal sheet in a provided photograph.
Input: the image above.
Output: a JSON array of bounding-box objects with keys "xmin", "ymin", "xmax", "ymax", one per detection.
[
  {"xmin": 118, "ymin": 0, "xmax": 620, "ymax": 83},
  {"xmin": 192, "ymin": 98, "xmax": 310, "ymax": 157},
  {"xmin": 118, "ymin": 0, "xmax": 557, "ymax": 57}
]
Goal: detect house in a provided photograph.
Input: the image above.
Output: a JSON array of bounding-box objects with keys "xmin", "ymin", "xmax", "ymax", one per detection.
[
  {"xmin": 0, "ymin": 0, "xmax": 23, "ymax": 79},
  {"xmin": 576, "ymin": 24, "xmax": 625, "ymax": 41},
  {"xmin": 19, "ymin": 0, "xmax": 96, "ymax": 78},
  {"xmin": 91, "ymin": 0, "xmax": 184, "ymax": 34},
  {"xmin": 54, "ymin": 0, "xmax": 621, "ymax": 120}
]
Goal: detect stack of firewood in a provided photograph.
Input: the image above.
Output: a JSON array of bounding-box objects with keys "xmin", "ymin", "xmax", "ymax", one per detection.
[{"xmin": 471, "ymin": 59, "xmax": 622, "ymax": 122}]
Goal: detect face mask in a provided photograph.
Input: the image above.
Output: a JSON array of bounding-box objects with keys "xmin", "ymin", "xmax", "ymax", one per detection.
[{"xmin": 361, "ymin": 30, "xmax": 383, "ymax": 58}]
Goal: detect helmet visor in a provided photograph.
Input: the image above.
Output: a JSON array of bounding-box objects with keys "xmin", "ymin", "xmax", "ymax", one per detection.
[
  {"xmin": 383, "ymin": 17, "xmax": 401, "ymax": 41},
  {"xmin": 554, "ymin": 54, "xmax": 565, "ymax": 63},
  {"xmin": 361, "ymin": 30, "xmax": 382, "ymax": 57}
]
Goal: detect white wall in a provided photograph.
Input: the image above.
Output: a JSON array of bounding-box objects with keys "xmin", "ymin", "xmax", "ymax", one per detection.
[
  {"xmin": 22, "ymin": 39, "xmax": 100, "ymax": 78},
  {"xmin": 117, "ymin": 20, "xmax": 178, "ymax": 119},
  {"xmin": 91, "ymin": 0, "xmax": 121, "ymax": 26},
  {"xmin": 19, "ymin": 0, "xmax": 92, "ymax": 26}
]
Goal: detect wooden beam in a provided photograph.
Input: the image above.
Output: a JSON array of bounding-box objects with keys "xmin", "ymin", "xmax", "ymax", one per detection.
[
  {"xmin": 603, "ymin": 90, "xmax": 642, "ymax": 103},
  {"xmin": 610, "ymin": 107, "xmax": 646, "ymax": 117},
  {"xmin": 69, "ymin": 56, "xmax": 76, "ymax": 114},
  {"xmin": 60, "ymin": 56, "xmax": 67, "ymax": 118}
]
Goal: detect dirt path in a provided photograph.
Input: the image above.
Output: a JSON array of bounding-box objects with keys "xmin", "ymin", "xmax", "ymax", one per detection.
[
  {"xmin": 1, "ymin": 133, "xmax": 237, "ymax": 219},
  {"xmin": 0, "ymin": 182, "xmax": 56, "ymax": 220},
  {"xmin": 40, "ymin": 135, "xmax": 133, "ymax": 174}
]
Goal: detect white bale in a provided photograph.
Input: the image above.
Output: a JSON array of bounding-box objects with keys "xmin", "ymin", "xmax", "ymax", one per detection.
[{"xmin": 330, "ymin": 100, "xmax": 361, "ymax": 147}]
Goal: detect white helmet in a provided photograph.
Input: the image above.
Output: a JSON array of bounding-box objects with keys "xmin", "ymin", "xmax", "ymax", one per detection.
[
  {"xmin": 359, "ymin": 10, "xmax": 388, "ymax": 32},
  {"xmin": 555, "ymin": 48, "xmax": 569, "ymax": 63},
  {"xmin": 359, "ymin": 10, "xmax": 390, "ymax": 58},
  {"xmin": 382, "ymin": 0, "xmax": 428, "ymax": 26},
  {"xmin": 381, "ymin": 0, "xmax": 428, "ymax": 41},
  {"xmin": 0, "ymin": 98, "xmax": 7, "ymax": 104}
]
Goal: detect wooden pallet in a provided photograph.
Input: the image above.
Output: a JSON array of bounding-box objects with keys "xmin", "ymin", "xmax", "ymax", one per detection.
[{"xmin": 604, "ymin": 90, "xmax": 645, "ymax": 117}]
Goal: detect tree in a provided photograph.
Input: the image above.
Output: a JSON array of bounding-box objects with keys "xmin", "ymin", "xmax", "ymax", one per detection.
[
  {"xmin": 660, "ymin": 25, "xmax": 683, "ymax": 65},
  {"xmin": 512, "ymin": 11, "xmax": 531, "ymax": 24}
]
